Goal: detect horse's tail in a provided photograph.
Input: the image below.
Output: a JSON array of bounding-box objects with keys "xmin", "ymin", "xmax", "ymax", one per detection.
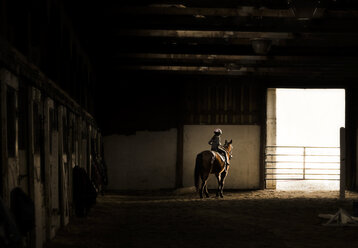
[{"xmin": 194, "ymin": 153, "xmax": 202, "ymax": 192}]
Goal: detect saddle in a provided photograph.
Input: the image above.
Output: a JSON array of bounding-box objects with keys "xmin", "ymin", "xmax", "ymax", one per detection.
[{"xmin": 211, "ymin": 150, "xmax": 229, "ymax": 165}]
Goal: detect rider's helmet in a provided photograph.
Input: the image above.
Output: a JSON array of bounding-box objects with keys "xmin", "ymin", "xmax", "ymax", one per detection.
[{"xmin": 214, "ymin": 128, "xmax": 222, "ymax": 135}]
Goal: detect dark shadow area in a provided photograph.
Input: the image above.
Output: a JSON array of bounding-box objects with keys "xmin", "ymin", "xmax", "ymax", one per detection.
[{"xmin": 44, "ymin": 191, "xmax": 358, "ymax": 248}]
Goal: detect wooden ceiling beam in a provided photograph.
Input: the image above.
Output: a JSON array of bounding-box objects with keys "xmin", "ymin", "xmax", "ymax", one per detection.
[
  {"xmin": 106, "ymin": 6, "xmax": 358, "ymax": 19},
  {"xmin": 118, "ymin": 65, "xmax": 358, "ymax": 75},
  {"xmin": 116, "ymin": 29, "xmax": 295, "ymax": 39},
  {"xmin": 108, "ymin": 15, "xmax": 358, "ymax": 33},
  {"xmin": 113, "ymin": 53, "xmax": 358, "ymax": 68},
  {"xmin": 109, "ymin": 6, "xmax": 297, "ymax": 18},
  {"xmin": 113, "ymin": 53, "xmax": 358, "ymax": 63},
  {"xmin": 115, "ymin": 29, "xmax": 358, "ymax": 41}
]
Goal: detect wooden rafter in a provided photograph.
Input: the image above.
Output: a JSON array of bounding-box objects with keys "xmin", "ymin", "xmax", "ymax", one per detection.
[
  {"xmin": 115, "ymin": 29, "xmax": 358, "ymax": 41},
  {"xmin": 113, "ymin": 53, "xmax": 358, "ymax": 62},
  {"xmin": 106, "ymin": 6, "xmax": 358, "ymax": 18}
]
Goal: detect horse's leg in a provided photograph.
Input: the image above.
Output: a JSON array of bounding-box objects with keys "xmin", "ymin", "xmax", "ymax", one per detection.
[
  {"xmin": 204, "ymin": 183, "xmax": 210, "ymax": 198},
  {"xmin": 200, "ymin": 180, "xmax": 208, "ymax": 198},
  {"xmin": 219, "ymin": 171, "xmax": 227, "ymax": 198},
  {"xmin": 215, "ymin": 174, "xmax": 221, "ymax": 197},
  {"xmin": 200, "ymin": 173, "xmax": 210, "ymax": 198},
  {"xmin": 199, "ymin": 180, "xmax": 204, "ymax": 198}
]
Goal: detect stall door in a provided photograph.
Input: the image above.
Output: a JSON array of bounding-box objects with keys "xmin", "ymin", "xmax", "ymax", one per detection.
[
  {"xmin": 30, "ymin": 87, "xmax": 46, "ymax": 248},
  {"xmin": 44, "ymin": 98, "xmax": 60, "ymax": 238},
  {"xmin": 59, "ymin": 106, "xmax": 70, "ymax": 226},
  {"xmin": 0, "ymin": 68, "xmax": 19, "ymax": 204}
]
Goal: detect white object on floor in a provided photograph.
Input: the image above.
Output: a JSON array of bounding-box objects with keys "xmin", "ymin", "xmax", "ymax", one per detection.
[{"xmin": 318, "ymin": 208, "xmax": 358, "ymax": 226}]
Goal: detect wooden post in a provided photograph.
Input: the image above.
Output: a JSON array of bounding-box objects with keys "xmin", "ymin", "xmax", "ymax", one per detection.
[
  {"xmin": 27, "ymin": 86, "xmax": 36, "ymax": 248},
  {"xmin": 30, "ymin": 87, "xmax": 45, "ymax": 248},
  {"xmin": 0, "ymin": 70, "xmax": 7, "ymax": 201},
  {"xmin": 303, "ymin": 147, "xmax": 306, "ymax": 180},
  {"xmin": 58, "ymin": 106, "xmax": 64, "ymax": 226},
  {"xmin": 43, "ymin": 98, "xmax": 52, "ymax": 240},
  {"xmin": 340, "ymin": 127, "xmax": 346, "ymax": 200},
  {"xmin": 266, "ymin": 88, "xmax": 277, "ymax": 189}
]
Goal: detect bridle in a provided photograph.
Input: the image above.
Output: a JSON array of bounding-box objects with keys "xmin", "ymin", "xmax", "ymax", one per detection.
[{"xmin": 223, "ymin": 144, "xmax": 233, "ymax": 159}]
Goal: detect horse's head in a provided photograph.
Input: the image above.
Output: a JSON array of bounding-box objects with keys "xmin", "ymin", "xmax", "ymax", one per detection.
[{"xmin": 223, "ymin": 139, "xmax": 233, "ymax": 159}]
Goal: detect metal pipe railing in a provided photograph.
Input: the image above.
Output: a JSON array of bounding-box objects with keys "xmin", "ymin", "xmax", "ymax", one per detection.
[{"xmin": 265, "ymin": 146, "xmax": 340, "ymax": 181}]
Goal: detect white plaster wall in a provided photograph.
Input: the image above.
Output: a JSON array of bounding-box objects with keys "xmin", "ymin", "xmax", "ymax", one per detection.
[
  {"xmin": 104, "ymin": 129, "xmax": 177, "ymax": 190},
  {"xmin": 183, "ymin": 125, "xmax": 261, "ymax": 189}
]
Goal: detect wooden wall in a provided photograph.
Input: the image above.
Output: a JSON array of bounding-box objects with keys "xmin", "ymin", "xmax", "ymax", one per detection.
[
  {"xmin": 183, "ymin": 78, "xmax": 265, "ymax": 125},
  {"xmin": 0, "ymin": 0, "xmax": 96, "ymax": 115},
  {"xmin": 0, "ymin": 1, "xmax": 103, "ymax": 247}
]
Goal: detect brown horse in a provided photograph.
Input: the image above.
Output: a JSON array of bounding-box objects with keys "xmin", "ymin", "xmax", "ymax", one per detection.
[{"xmin": 194, "ymin": 140, "xmax": 233, "ymax": 198}]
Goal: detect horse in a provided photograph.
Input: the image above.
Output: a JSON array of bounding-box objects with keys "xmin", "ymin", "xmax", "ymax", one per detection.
[{"xmin": 194, "ymin": 140, "xmax": 233, "ymax": 198}]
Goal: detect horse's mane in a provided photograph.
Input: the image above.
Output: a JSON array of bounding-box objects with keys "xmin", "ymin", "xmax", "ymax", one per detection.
[{"xmin": 222, "ymin": 140, "xmax": 233, "ymax": 150}]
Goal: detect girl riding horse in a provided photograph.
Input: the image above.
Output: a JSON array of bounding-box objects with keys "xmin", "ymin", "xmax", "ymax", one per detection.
[
  {"xmin": 208, "ymin": 128, "xmax": 229, "ymax": 172},
  {"xmin": 194, "ymin": 139, "xmax": 233, "ymax": 198}
]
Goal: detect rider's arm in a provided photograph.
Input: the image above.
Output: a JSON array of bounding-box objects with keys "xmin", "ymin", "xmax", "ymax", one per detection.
[{"xmin": 209, "ymin": 136, "xmax": 215, "ymax": 145}]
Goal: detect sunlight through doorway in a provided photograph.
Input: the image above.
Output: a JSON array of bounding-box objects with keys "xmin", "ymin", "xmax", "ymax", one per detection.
[{"xmin": 268, "ymin": 89, "xmax": 345, "ymax": 191}]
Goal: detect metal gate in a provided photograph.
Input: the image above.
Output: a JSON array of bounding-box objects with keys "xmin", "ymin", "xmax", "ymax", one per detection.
[{"xmin": 265, "ymin": 146, "xmax": 340, "ymax": 182}]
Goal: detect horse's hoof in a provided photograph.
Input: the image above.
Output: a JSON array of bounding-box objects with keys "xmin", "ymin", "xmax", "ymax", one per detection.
[{"xmin": 220, "ymin": 194, "xmax": 224, "ymax": 198}]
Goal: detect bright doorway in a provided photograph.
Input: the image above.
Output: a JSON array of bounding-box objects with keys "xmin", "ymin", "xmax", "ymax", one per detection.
[{"xmin": 266, "ymin": 89, "xmax": 345, "ymax": 190}]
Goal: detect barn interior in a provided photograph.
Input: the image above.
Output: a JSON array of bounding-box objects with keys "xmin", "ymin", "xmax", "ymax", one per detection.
[{"xmin": 1, "ymin": 0, "xmax": 358, "ymax": 247}]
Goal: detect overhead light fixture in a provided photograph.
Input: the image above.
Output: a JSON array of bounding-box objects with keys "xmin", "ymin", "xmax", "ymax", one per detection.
[
  {"xmin": 251, "ymin": 38, "xmax": 272, "ymax": 55},
  {"xmin": 288, "ymin": 0, "xmax": 321, "ymax": 20}
]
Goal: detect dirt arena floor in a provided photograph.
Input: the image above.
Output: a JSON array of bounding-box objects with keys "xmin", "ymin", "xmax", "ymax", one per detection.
[{"xmin": 44, "ymin": 189, "xmax": 358, "ymax": 248}]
